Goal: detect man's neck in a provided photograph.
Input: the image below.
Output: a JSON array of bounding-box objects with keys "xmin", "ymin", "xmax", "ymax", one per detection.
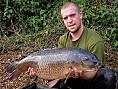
[{"xmin": 70, "ymin": 24, "xmax": 84, "ymax": 41}]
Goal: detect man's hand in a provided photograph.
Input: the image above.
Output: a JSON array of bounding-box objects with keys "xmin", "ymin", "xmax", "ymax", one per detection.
[
  {"xmin": 66, "ymin": 67, "xmax": 99, "ymax": 80},
  {"xmin": 27, "ymin": 67, "xmax": 36, "ymax": 75}
]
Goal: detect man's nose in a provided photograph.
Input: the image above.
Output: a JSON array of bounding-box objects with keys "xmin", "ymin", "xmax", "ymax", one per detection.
[{"xmin": 67, "ymin": 17, "xmax": 72, "ymax": 23}]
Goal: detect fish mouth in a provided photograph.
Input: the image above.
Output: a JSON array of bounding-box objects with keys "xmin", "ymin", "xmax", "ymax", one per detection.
[
  {"xmin": 95, "ymin": 62, "xmax": 102, "ymax": 67},
  {"xmin": 83, "ymin": 66, "xmax": 100, "ymax": 72}
]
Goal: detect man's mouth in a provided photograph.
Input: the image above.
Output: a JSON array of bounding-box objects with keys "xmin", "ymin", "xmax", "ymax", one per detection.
[
  {"xmin": 68, "ymin": 23, "xmax": 76, "ymax": 27},
  {"xmin": 68, "ymin": 24, "xmax": 75, "ymax": 29}
]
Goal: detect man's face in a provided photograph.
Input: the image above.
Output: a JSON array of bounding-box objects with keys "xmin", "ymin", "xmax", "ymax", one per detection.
[{"xmin": 61, "ymin": 6, "xmax": 82, "ymax": 33}]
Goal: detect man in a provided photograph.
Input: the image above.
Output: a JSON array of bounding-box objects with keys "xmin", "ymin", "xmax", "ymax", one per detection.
[
  {"xmin": 51, "ymin": 2, "xmax": 117, "ymax": 89},
  {"xmin": 58, "ymin": 2, "xmax": 105, "ymax": 65},
  {"xmin": 27, "ymin": 2, "xmax": 117, "ymax": 89}
]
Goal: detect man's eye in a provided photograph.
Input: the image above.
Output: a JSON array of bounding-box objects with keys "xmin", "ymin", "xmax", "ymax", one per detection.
[
  {"xmin": 70, "ymin": 14, "xmax": 75, "ymax": 17},
  {"xmin": 63, "ymin": 17, "xmax": 68, "ymax": 20}
]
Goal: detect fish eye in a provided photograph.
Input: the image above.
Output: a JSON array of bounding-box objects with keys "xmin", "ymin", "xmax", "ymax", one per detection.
[
  {"xmin": 85, "ymin": 58, "xmax": 89, "ymax": 61},
  {"xmin": 92, "ymin": 57, "xmax": 95, "ymax": 59},
  {"xmin": 82, "ymin": 57, "xmax": 89, "ymax": 61}
]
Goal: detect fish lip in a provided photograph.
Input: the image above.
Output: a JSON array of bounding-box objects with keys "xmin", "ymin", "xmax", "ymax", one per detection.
[{"xmin": 95, "ymin": 62, "xmax": 102, "ymax": 66}]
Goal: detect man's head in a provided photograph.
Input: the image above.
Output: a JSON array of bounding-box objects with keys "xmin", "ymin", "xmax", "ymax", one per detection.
[{"xmin": 61, "ymin": 2, "xmax": 83, "ymax": 33}]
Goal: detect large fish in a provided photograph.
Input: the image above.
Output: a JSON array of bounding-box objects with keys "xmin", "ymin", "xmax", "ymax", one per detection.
[{"xmin": 5, "ymin": 47, "xmax": 102, "ymax": 81}]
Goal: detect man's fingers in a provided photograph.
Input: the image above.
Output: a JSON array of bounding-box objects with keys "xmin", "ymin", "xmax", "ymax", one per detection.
[
  {"xmin": 72, "ymin": 67, "xmax": 84, "ymax": 77},
  {"xmin": 78, "ymin": 70, "xmax": 84, "ymax": 76},
  {"xmin": 27, "ymin": 67, "xmax": 36, "ymax": 75},
  {"xmin": 66, "ymin": 68, "xmax": 73, "ymax": 74},
  {"xmin": 74, "ymin": 69, "xmax": 79, "ymax": 77},
  {"xmin": 29, "ymin": 68, "xmax": 36, "ymax": 75},
  {"xmin": 27, "ymin": 67, "xmax": 31, "ymax": 73}
]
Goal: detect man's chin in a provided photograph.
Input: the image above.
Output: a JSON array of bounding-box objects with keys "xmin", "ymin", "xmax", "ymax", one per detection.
[
  {"xmin": 68, "ymin": 28, "xmax": 75, "ymax": 32},
  {"xmin": 69, "ymin": 29, "xmax": 78, "ymax": 33}
]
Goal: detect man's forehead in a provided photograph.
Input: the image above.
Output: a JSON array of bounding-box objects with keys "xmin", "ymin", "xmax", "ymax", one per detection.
[
  {"xmin": 61, "ymin": 5, "xmax": 77, "ymax": 11},
  {"xmin": 61, "ymin": 6, "xmax": 77, "ymax": 16}
]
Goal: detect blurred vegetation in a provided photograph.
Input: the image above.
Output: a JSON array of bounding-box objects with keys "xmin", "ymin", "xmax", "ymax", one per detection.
[{"xmin": 0, "ymin": 0, "xmax": 118, "ymax": 53}]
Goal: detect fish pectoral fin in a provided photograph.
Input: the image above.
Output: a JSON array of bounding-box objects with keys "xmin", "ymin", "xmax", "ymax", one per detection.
[
  {"xmin": 9, "ymin": 69, "xmax": 21, "ymax": 80},
  {"xmin": 48, "ymin": 79, "xmax": 59, "ymax": 88},
  {"xmin": 64, "ymin": 68, "xmax": 75, "ymax": 84}
]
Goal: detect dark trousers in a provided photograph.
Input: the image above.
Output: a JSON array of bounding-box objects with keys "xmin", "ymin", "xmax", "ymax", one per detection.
[{"xmin": 52, "ymin": 68, "xmax": 117, "ymax": 89}]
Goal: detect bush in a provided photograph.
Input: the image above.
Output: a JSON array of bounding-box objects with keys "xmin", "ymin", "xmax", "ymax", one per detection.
[
  {"xmin": 0, "ymin": 0, "xmax": 60, "ymax": 35},
  {"xmin": 0, "ymin": 0, "xmax": 118, "ymax": 52}
]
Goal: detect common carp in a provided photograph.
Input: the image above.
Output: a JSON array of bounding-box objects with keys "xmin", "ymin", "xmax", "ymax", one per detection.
[{"xmin": 5, "ymin": 47, "xmax": 102, "ymax": 81}]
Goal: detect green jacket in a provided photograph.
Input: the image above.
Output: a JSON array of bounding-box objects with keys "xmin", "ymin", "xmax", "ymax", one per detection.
[{"xmin": 58, "ymin": 28, "xmax": 105, "ymax": 66}]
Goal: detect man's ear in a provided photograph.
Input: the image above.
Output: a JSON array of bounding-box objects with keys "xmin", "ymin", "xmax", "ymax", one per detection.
[{"xmin": 79, "ymin": 12, "xmax": 83, "ymax": 19}]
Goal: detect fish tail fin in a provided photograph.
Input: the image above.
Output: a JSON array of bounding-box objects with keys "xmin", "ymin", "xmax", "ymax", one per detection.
[
  {"xmin": 5, "ymin": 63, "xmax": 16, "ymax": 73},
  {"xmin": 5, "ymin": 63, "xmax": 22, "ymax": 81},
  {"xmin": 0, "ymin": 69, "xmax": 21, "ymax": 82},
  {"xmin": 9, "ymin": 69, "xmax": 21, "ymax": 80}
]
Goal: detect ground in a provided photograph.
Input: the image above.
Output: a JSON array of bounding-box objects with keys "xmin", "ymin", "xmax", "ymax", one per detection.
[{"xmin": 0, "ymin": 43, "xmax": 118, "ymax": 89}]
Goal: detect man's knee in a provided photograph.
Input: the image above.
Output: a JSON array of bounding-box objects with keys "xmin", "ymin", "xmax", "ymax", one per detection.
[
  {"xmin": 96, "ymin": 67, "xmax": 117, "ymax": 89},
  {"xmin": 98, "ymin": 68, "xmax": 116, "ymax": 81}
]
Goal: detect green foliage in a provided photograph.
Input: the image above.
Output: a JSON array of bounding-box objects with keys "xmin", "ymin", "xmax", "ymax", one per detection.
[
  {"xmin": 64, "ymin": 0, "xmax": 118, "ymax": 47},
  {"xmin": 80, "ymin": 0, "xmax": 118, "ymax": 47},
  {"xmin": 0, "ymin": 0, "xmax": 59, "ymax": 35},
  {"xmin": 0, "ymin": 0, "xmax": 118, "ymax": 53},
  {"xmin": 92, "ymin": 26, "xmax": 118, "ymax": 47},
  {"xmin": 104, "ymin": 28, "xmax": 118, "ymax": 47}
]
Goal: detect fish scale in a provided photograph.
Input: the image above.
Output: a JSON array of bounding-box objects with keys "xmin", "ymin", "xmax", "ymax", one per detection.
[
  {"xmin": 37, "ymin": 59, "xmax": 68, "ymax": 79},
  {"xmin": 5, "ymin": 47, "xmax": 102, "ymax": 81}
]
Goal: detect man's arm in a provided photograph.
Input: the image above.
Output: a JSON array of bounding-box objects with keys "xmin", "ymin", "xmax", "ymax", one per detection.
[{"xmin": 89, "ymin": 41, "xmax": 105, "ymax": 66}]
